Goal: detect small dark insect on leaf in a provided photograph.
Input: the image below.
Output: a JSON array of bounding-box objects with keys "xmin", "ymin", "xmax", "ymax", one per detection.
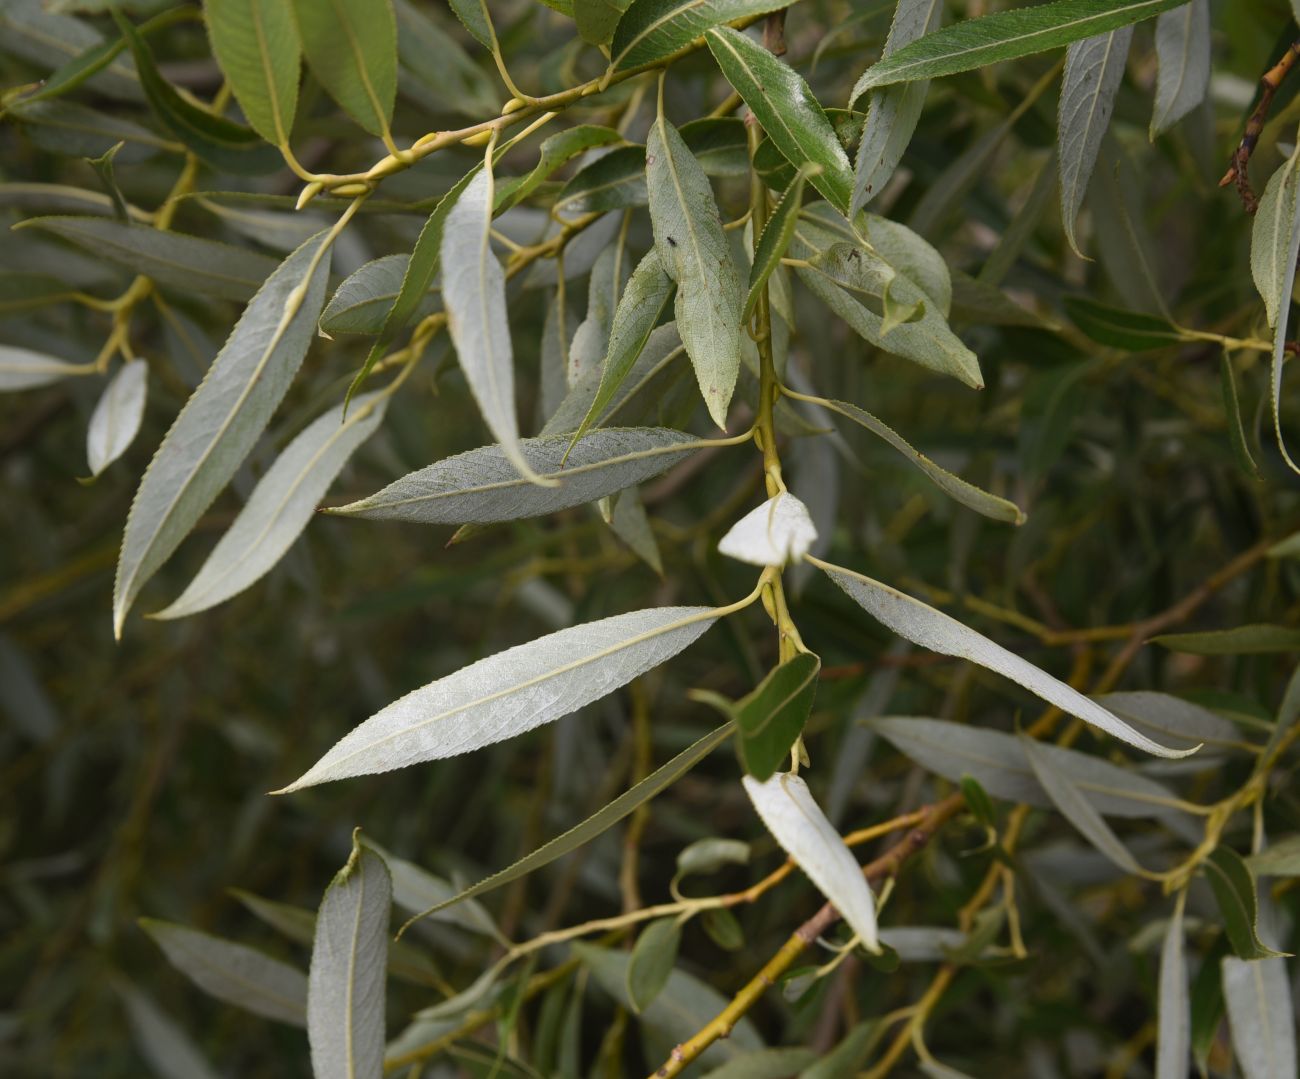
[{"xmin": 667, "ymin": 236, "xmax": 677, "ymax": 247}]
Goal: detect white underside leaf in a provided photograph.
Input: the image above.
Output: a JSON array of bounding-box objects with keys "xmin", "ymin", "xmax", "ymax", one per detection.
[
  {"xmin": 717, "ymin": 493, "xmax": 818, "ymax": 567},
  {"xmin": 87, "ymin": 359, "xmax": 147, "ymax": 476}
]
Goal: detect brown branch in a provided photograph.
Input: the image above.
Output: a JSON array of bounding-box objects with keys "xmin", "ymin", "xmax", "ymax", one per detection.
[{"xmin": 1220, "ymin": 38, "xmax": 1300, "ymax": 213}]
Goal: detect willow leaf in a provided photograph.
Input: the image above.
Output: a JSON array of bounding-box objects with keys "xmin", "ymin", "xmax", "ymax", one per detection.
[
  {"xmin": 1150, "ymin": 0, "xmax": 1210, "ymax": 138},
  {"xmin": 0, "ymin": 346, "xmax": 87, "ymax": 392},
  {"xmin": 610, "ymin": 0, "xmax": 792, "ymax": 71},
  {"xmin": 204, "ymin": 0, "xmax": 301, "ymax": 147},
  {"xmin": 87, "ymin": 359, "xmax": 147, "ymax": 477},
  {"xmin": 291, "ymin": 0, "xmax": 396, "ymax": 138}
]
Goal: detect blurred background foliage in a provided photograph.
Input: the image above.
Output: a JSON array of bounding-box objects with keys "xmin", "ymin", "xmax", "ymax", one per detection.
[{"xmin": 1, "ymin": 0, "xmax": 1299, "ymax": 1076}]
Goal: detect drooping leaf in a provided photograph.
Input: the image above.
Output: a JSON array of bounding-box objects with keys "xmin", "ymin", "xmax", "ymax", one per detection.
[
  {"xmin": 277, "ymin": 606, "xmax": 722, "ymax": 790},
  {"xmin": 1221, "ymin": 350, "xmax": 1261, "ymax": 478},
  {"xmin": 871, "ymin": 717, "xmax": 1193, "ymax": 820},
  {"xmin": 1063, "ymin": 297, "xmax": 1182, "ymax": 351},
  {"xmin": 152, "ymin": 392, "xmax": 388, "ymax": 620},
  {"xmin": 400, "ymin": 722, "xmax": 733, "ymax": 926},
  {"xmin": 743, "ymin": 772, "xmax": 879, "ymax": 951},
  {"xmin": 1058, "ymin": 26, "xmax": 1133, "ymax": 257},
  {"xmin": 734, "ymin": 652, "xmax": 821, "ymax": 780},
  {"xmin": 813, "ymin": 397, "xmax": 1024, "ymax": 524},
  {"xmin": 1204, "ymin": 847, "xmax": 1289, "ymax": 960},
  {"xmin": 1020, "ymin": 734, "xmax": 1146, "ymax": 875},
  {"xmin": 568, "ymin": 237, "xmax": 629, "ymax": 389},
  {"xmin": 853, "ymin": 0, "xmax": 1188, "ymax": 92},
  {"xmin": 331, "ymin": 427, "xmax": 702, "ymax": 524},
  {"xmin": 850, "ymin": 0, "xmax": 943, "ymax": 216},
  {"xmin": 627, "ymin": 917, "xmax": 681, "ymax": 1013},
  {"xmin": 572, "ymin": 248, "xmax": 675, "ymax": 444},
  {"xmin": 139, "ymin": 919, "xmax": 308, "ymax": 1026},
  {"xmin": 705, "ymin": 26, "xmax": 853, "ymax": 212},
  {"xmin": 15, "ymin": 216, "xmax": 278, "ymax": 301},
  {"xmin": 308, "ymin": 833, "xmax": 391, "ymax": 1079},
  {"xmin": 1151, "ymin": 624, "xmax": 1300, "ymax": 655},
  {"xmin": 113, "ymin": 229, "xmax": 333, "ymax": 637},
  {"xmin": 204, "ymin": 0, "xmax": 301, "ymax": 147},
  {"xmin": 717, "ymin": 493, "xmax": 819, "ymax": 567},
  {"xmin": 610, "ymin": 0, "xmax": 791, "ymax": 71},
  {"xmin": 86, "ymin": 359, "xmax": 147, "ymax": 477},
  {"xmin": 608, "ymin": 485, "xmax": 664, "ymax": 573},
  {"xmin": 745, "ymin": 168, "xmax": 810, "ymax": 322},
  {"xmin": 291, "ymin": 0, "xmax": 396, "ymax": 138},
  {"xmin": 814, "ymin": 560, "xmax": 1196, "ymax": 759},
  {"xmin": 646, "ymin": 115, "xmax": 744, "ymax": 428},
  {"xmin": 118, "ymin": 985, "xmax": 222, "ymax": 1079},
  {"xmin": 0, "ymin": 345, "xmax": 88, "ymax": 392},
  {"xmin": 440, "ymin": 166, "xmax": 547, "ymax": 482},
  {"xmin": 1156, "ymin": 893, "xmax": 1190, "ymax": 1079},
  {"xmin": 114, "ymin": 12, "xmax": 281, "ymax": 175},
  {"xmin": 1150, "ymin": 0, "xmax": 1210, "ymax": 138}
]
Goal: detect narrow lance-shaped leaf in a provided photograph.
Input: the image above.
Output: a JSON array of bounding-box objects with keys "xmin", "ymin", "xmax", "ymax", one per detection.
[
  {"xmin": 204, "ymin": 0, "xmax": 301, "ymax": 147},
  {"xmin": 399, "ymin": 722, "xmax": 733, "ymax": 931},
  {"xmin": 139, "ymin": 919, "xmax": 308, "ymax": 1026},
  {"xmin": 853, "ymin": 0, "xmax": 1189, "ymax": 92},
  {"xmin": 1020, "ymin": 734, "xmax": 1147, "ymax": 875},
  {"xmin": 291, "ymin": 0, "xmax": 396, "ymax": 138},
  {"xmin": 627, "ymin": 918, "xmax": 681, "ymax": 1013},
  {"xmin": 745, "ymin": 167, "xmax": 811, "ymax": 322},
  {"xmin": 277, "ymin": 605, "xmax": 723, "ymax": 791},
  {"xmin": 0, "ymin": 345, "xmax": 88, "ymax": 392},
  {"xmin": 718, "ymin": 493, "xmax": 818, "ymax": 568},
  {"xmin": 1221, "ymin": 889, "xmax": 1297, "ymax": 1079},
  {"xmin": 87, "ymin": 359, "xmax": 147, "ymax": 477},
  {"xmin": 330, "ymin": 427, "xmax": 703, "ymax": 524},
  {"xmin": 572, "ymin": 248, "xmax": 675, "ymax": 445},
  {"xmin": 113, "ymin": 229, "xmax": 333, "ymax": 637},
  {"xmin": 496, "ymin": 125, "xmax": 623, "ymax": 213},
  {"xmin": 706, "ymin": 27, "xmax": 853, "ymax": 213},
  {"xmin": 851, "ymin": 0, "xmax": 944, "ymax": 216},
  {"xmin": 646, "ymin": 114, "xmax": 744, "ymax": 429},
  {"xmin": 441, "ymin": 166, "xmax": 550, "ymax": 483},
  {"xmin": 1203, "ymin": 847, "xmax": 1289, "ymax": 960},
  {"xmin": 1252, "ymin": 133, "xmax": 1300, "ymax": 474},
  {"xmin": 1156, "ymin": 891, "xmax": 1190, "ymax": 1079},
  {"xmin": 1150, "ymin": 0, "xmax": 1210, "ymax": 138},
  {"xmin": 733, "ymin": 652, "xmax": 821, "ymax": 781},
  {"xmin": 812, "ymin": 558, "xmax": 1196, "ymax": 759},
  {"xmin": 610, "ymin": 0, "xmax": 792, "ymax": 71},
  {"xmin": 118, "ymin": 985, "xmax": 222, "ymax": 1079},
  {"xmin": 152, "ymin": 392, "xmax": 388, "ymax": 620},
  {"xmin": 812, "ymin": 396, "xmax": 1024, "ymax": 524},
  {"xmin": 1058, "ymin": 26, "xmax": 1133, "ymax": 258},
  {"xmin": 743, "ymin": 772, "xmax": 880, "ymax": 952},
  {"xmin": 309, "ymin": 833, "xmax": 391, "ymax": 1079}
]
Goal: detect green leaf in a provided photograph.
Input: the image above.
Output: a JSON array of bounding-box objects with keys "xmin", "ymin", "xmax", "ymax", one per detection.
[
  {"xmin": 0, "ymin": 345, "xmax": 88, "ymax": 392},
  {"xmin": 113, "ymin": 12, "xmax": 282, "ymax": 174},
  {"xmin": 291, "ymin": 0, "xmax": 396, "ymax": 138},
  {"xmin": 331, "ymin": 427, "xmax": 702, "ymax": 524},
  {"xmin": 393, "ymin": 0, "xmax": 496, "ymax": 119},
  {"xmin": 734, "ymin": 652, "xmax": 820, "ymax": 780},
  {"xmin": 959, "ymin": 776, "xmax": 996, "ymax": 831},
  {"xmin": 850, "ymin": 0, "xmax": 944, "ymax": 216},
  {"xmin": 440, "ymin": 166, "xmax": 550, "ymax": 483},
  {"xmin": 853, "ymin": 0, "xmax": 1188, "ymax": 92},
  {"xmin": 646, "ymin": 115, "xmax": 744, "ymax": 428},
  {"xmin": 1063, "ymin": 296, "xmax": 1182, "ymax": 351},
  {"xmin": 571, "ymin": 249, "xmax": 675, "ymax": 445},
  {"xmin": 1156, "ymin": 893, "xmax": 1190, "ymax": 1079},
  {"xmin": 610, "ymin": 0, "xmax": 791, "ymax": 71},
  {"xmin": 1246, "ymin": 835, "xmax": 1300, "ymax": 878},
  {"xmin": 1, "ymin": 0, "xmax": 140, "ymax": 102},
  {"xmin": 743, "ymin": 772, "xmax": 879, "ymax": 951},
  {"xmin": 152, "ymin": 392, "xmax": 388, "ymax": 620},
  {"xmin": 497, "ymin": 125, "xmax": 624, "ymax": 213},
  {"xmin": 86, "ymin": 359, "xmax": 147, "ymax": 478},
  {"xmin": 320, "ymin": 255, "xmax": 436, "ymax": 336},
  {"xmin": 815, "ymin": 561, "xmax": 1196, "ymax": 759},
  {"xmin": 204, "ymin": 0, "xmax": 301, "ymax": 147},
  {"xmin": 308, "ymin": 833, "xmax": 391, "ymax": 1079},
  {"xmin": 1151, "ymin": 625, "xmax": 1300, "ymax": 655},
  {"xmin": 1252, "ymin": 132, "xmax": 1300, "ymax": 474},
  {"xmin": 447, "ymin": 0, "xmax": 493, "ymax": 49},
  {"xmin": 15, "ymin": 216, "xmax": 278, "ymax": 302},
  {"xmin": 138, "ymin": 919, "xmax": 308, "ymax": 1026},
  {"xmin": 705, "ymin": 26, "xmax": 853, "ymax": 213},
  {"xmin": 1203, "ymin": 847, "xmax": 1289, "ymax": 960},
  {"xmin": 813, "ymin": 397, "xmax": 1024, "ymax": 524},
  {"xmin": 113, "ymin": 229, "xmax": 333, "ymax": 637},
  {"xmin": 872, "ymin": 717, "xmax": 1193, "ymax": 820},
  {"xmin": 1150, "ymin": 0, "xmax": 1210, "ymax": 138},
  {"xmin": 1058, "ymin": 27, "xmax": 1133, "ymax": 258},
  {"xmin": 400, "ymin": 722, "xmax": 734, "ymax": 925},
  {"xmin": 745, "ymin": 167, "xmax": 810, "ymax": 322},
  {"xmin": 1020, "ymin": 733, "xmax": 1146, "ymax": 876},
  {"xmin": 700, "ymin": 907, "xmax": 744, "ymax": 951},
  {"xmin": 277, "ymin": 606, "xmax": 722, "ymax": 791},
  {"xmin": 627, "ymin": 917, "xmax": 681, "ymax": 1012},
  {"xmin": 1220, "ymin": 351, "xmax": 1261, "ymax": 479},
  {"xmin": 575, "ymin": 0, "xmax": 630, "ymax": 46}
]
